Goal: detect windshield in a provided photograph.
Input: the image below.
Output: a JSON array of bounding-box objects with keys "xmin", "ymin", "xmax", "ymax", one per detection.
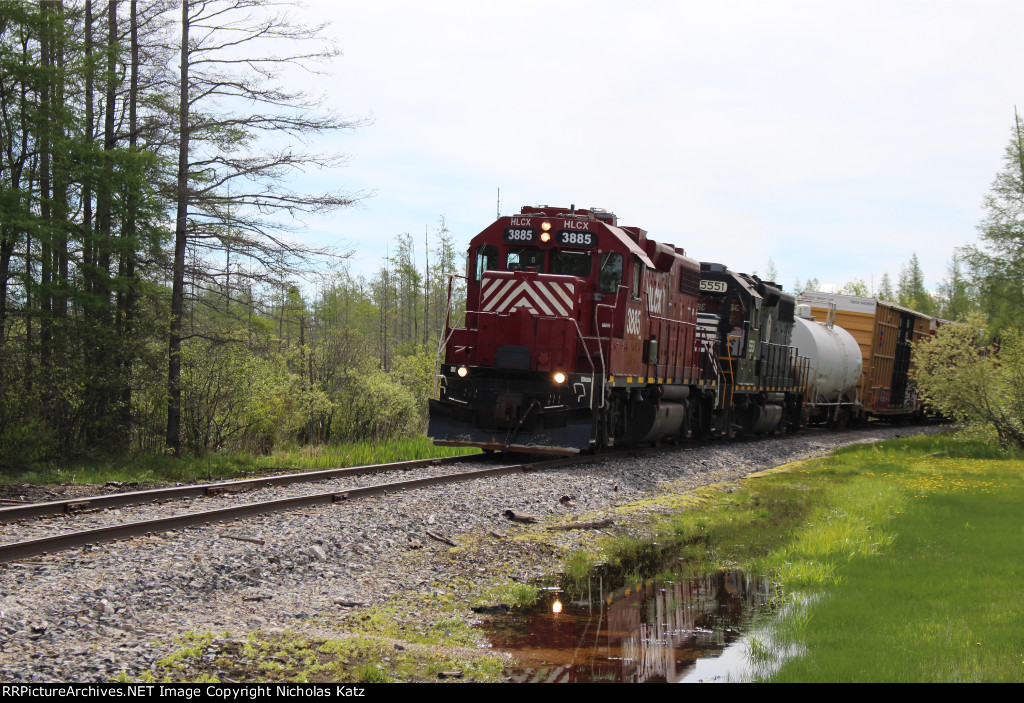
[
  {"xmin": 551, "ymin": 250, "xmax": 592, "ymax": 278},
  {"xmin": 507, "ymin": 247, "xmax": 545, "ymax": 272}
]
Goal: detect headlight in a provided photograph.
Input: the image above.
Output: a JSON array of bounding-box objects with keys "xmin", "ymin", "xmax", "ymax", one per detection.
[
  {"xmin": 553, "ymin": 371, "xmax": 566, "ymax": 384},
  {"xmin": 457, "ymin": 366, "xmax": 468, "ymax": 378}
]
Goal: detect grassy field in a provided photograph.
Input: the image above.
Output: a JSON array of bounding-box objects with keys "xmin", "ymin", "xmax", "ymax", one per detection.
[
  {"xmin": 764, "ymin": 434, "xmax": 1024, "ymax": 682},
  {"xmin": 0, "ymin": 435, "xmax": 479, "ymax": 486},
  {"xmin": 571, "ymin": 430, "xmax": 1024, "ymax": 682}
]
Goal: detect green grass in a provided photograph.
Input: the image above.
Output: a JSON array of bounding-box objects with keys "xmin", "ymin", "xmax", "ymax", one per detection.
[
  {"xmin": 765, "ymin": 435, "xmax": 1024, "ymax": 682},
  {"xmin": 560, "ymin": 430, "xmax": 1024, "ymax": 681},
  {"xmin": 0, "ymin": 435, "xmax": 478, "ymax": 486}
]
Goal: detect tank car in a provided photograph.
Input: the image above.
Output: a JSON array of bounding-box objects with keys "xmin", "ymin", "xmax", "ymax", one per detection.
[
  {"xmin": 790, "ymin": 303, "xmax": 863, "ymax": 425},
  {"xmin": 696, "ymin": 264, "xmax": 807, "ymax": 437},
  {"xmin": 428, "ymin": 205, "xmax": 723, "ymax": 455}
]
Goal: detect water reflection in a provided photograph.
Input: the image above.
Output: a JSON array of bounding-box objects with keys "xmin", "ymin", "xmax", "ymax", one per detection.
[{"xmin": 484, "ymin": 570, "xmax": 776, "ymax": 683}]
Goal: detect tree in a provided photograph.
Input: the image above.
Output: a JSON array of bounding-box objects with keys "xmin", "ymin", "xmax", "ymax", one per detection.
[
  {"xmin": 1, "ymin": 0, "xmax": 169, "ymax": 458},
  {"xmin": 965, "ymin": 109, "xmax": 1024, "ymax": 334},
  {"xmin": 877, "ymin": 271, "xmax": 894, "ymax": 301},
  {"xmin": 839, "ymin": 278, "xmax": 870, "ymax": 297},
  {"xmin": 912, "ymin": 321, "xmax": 1024, "ymax": 449},
  {"xmin": 936, "ymin": 250, "xmax": 978, "ymax": 321},
  {"xmin": 166, "ymin": 0, "xmax": 363, "ymax": 453},
  {"xmin": 896, "ymin": 253, "xmax": 936, "ymax": 315}
]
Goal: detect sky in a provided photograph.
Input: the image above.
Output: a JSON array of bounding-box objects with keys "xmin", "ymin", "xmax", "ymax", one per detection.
[{"xmin": 275, "ymin": 0, "xmax": 1024, "ymax": 294}]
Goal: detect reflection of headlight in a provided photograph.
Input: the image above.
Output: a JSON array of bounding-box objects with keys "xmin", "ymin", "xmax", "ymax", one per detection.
[
  {"xmin": 457, "ymin": 366, "xmax": 468, "ymax": 378},
  {"xmin": 553, "ymin": 371, "xmax": 566, "ymax": 384}
]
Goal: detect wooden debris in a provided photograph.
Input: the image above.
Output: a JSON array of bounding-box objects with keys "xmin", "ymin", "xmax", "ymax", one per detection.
[
  {"xmin": 425, "ymin": 530, "xmax": 458, "ymax": 547},
  {"xmin": 218, "ymin": 533, "xmax": 265, "ymax": 546},
  {"xmin": 503, "ymin": 509, "xmax": 538, "ymax": 523},
  {"xmin": 471, "ymin": 604, "xmax": 510, "ymax": 614},
  {"xmin": 545, "ymin": 518, "xmax": 614, "ymax": 531},
  {"xmin": 333, "ymin": 599, "xmax": 366, "ymax": 607}
]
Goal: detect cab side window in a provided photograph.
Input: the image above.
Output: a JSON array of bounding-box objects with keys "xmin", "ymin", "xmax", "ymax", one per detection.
[
  {"xmin": 631, "ymin": 257, "xmax": 643, "ymax": 299},
  {"xmin": 598, "ymin": 252, "xmax": 623, "ymax": 293},
  {"xmin": 474, "ymin": 244, "xmax": 498, "ymax": 284}
]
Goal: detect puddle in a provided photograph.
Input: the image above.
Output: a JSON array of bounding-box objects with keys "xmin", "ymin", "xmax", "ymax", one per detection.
[{"xmin": 483, "ymin": 569, "xmax": 782, "ymax": 683}]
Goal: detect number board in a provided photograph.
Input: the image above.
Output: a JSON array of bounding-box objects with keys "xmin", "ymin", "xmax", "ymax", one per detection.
[
  {"xmin": 556, "ymin": 230, "xmax": 596, "ymax": 247},
  {"xmin": 699, "ymin": 279, "xmax": 728, "ymax": 293},
  {"xmin": 504, "ymin": 227, "xmax": 537, "ymax": 244}
]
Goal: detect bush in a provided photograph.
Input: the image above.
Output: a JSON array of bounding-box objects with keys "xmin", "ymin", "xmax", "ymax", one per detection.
[
  {"xmin": 180, "ymin": 338, "xmax": 320, "ymax": 454},
  {"xmin": 912, "ymin": 324, "xmax": 1024, "ymax": 449},
  {"xmin": 330, "ymin": 371, "xmax": 419, "ymax": 442}
]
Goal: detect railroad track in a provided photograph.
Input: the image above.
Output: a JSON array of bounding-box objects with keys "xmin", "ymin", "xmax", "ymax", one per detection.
[
  {"xmin": 0, "ymin": 453, "xmax": 604, "ymax": 563},
  {"xmin": 0, "ymin": 455, "xmax": 480, "ymax": 524}
]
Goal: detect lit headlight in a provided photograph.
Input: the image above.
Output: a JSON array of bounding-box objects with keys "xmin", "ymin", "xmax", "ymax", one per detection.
[
  {"xmin": 553, "ymin": 371, "xmax": 566, "ymax": 384},
  {"xmin": 539, "ymin": 231, "xmax": 551, "ymax": 243},
  {"xmin": 457, "ymin": 366, "xmax": 468, "ymax": 378}
]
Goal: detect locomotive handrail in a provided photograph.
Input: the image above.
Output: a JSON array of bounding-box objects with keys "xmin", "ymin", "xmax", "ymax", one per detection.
[
  {"xmin": 592, "ymin": 293, "xmax": 624, "ymax": 410},
  {"xmin": 565, "ymin": 316, "xmax": 598, "ymax": 411},
  {"xmin": 433, "ymin": 274, "xmax": 469, "ymax": 397},
  {"xmin": 700, "ymin": 331, "xmax": 724, "ymax": 393},
  {"xmin": 592, "ymin": 283, "xmax": 633, "ymax": 409}
]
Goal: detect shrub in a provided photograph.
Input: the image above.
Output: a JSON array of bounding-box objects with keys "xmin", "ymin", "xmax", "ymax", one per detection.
[{"xmin": 912, "ymin": 324, "xmax": 1024, "ymax": 449}]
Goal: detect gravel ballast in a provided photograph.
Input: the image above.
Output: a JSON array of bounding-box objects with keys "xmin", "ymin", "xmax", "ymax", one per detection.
[{"xmin": 0, "ymin": 424, "xmax": 945, "ymax": 682}]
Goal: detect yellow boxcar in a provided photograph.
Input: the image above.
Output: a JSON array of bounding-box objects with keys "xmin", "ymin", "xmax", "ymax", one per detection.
[{"xmin": 798, "ymin": 293, "xmax": 932, "ymax": 418}]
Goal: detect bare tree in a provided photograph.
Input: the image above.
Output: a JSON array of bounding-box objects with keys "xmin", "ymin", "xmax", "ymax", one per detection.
[{"xmin": 166, "ymin": 0, "xmax": 364, "ymax": 452}]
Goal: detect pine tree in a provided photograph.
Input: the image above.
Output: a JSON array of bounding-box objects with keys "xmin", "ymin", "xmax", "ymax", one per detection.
[{"xmin": 965, "ymin": 109, "xmax": 1024, "ymax": 333}]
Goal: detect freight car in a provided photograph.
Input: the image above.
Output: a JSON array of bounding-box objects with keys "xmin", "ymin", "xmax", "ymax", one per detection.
[
  {"xmin": 791, "ymin": 303, "xmax": 863, "ymax": 426},
  {"xmin": 428, "ymin": 205, "xmax": 809, "ymax": 455},
  {"xmin": 798, "ymin": 292, "xmax": 932, "ymax": 421}
]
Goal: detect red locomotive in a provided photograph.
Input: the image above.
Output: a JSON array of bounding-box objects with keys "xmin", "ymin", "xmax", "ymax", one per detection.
[{"xmin": 429, "ymin": 205, "xmax": 735, "ymax": 454}]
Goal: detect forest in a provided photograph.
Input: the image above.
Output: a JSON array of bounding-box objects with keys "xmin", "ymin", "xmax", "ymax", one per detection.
[
  {"xmin": 0, "ymin": 0, "xmax": 464, "ymax": 464},
  {"xmin": 2, "ymin": 1, "xmax": 1023, "ymax": 465}
]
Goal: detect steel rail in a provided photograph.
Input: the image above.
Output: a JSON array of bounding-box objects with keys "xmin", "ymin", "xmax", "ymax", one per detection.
[
  {"xmin": 0, "ymin": 455, "xmax": 477, "ymax": 525},
  {"xmin": 0, "ymin": 454, "xmax": 603, "ymax": 564}
]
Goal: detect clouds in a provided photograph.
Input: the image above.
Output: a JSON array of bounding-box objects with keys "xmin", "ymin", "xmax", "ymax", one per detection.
[{"xmin": 292, "ymin": 0, "xmax": 1024, "ymax": 290}]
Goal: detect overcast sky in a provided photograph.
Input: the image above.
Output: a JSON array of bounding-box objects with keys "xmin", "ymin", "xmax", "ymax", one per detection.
[{"xmin": 283, "ymin": 0, "xmax": 1024, "ymax": 294}]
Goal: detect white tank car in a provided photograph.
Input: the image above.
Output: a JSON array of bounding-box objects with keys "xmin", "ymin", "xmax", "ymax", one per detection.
[{"xmin": 791, "ymin": 304, "xmax": 862, "ymax": 423}]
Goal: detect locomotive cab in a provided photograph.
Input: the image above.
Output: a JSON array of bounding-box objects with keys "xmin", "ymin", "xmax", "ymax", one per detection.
[{"xmin": 431, "ymin": 206, "xmax": 624, "ymax": 454}]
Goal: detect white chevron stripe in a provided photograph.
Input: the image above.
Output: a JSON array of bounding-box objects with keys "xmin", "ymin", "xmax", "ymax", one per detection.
[
  {"xmin": 482, "ymin": 278, "xmax": 517, "ymax": 311},
  {"xmin": 534, "ymin": 281, "xmax": 568, "ymax": 314},
  {"xmin": 551, "ymin": 282, "xmax": 574, "ymax": 307},
  {"xmin": 480, "ymin": 278, "xmax": 575, "ymax": 317},
  {"xmin": 504, "ymin": 283, "xmax": 552, "ymax": 316}
]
